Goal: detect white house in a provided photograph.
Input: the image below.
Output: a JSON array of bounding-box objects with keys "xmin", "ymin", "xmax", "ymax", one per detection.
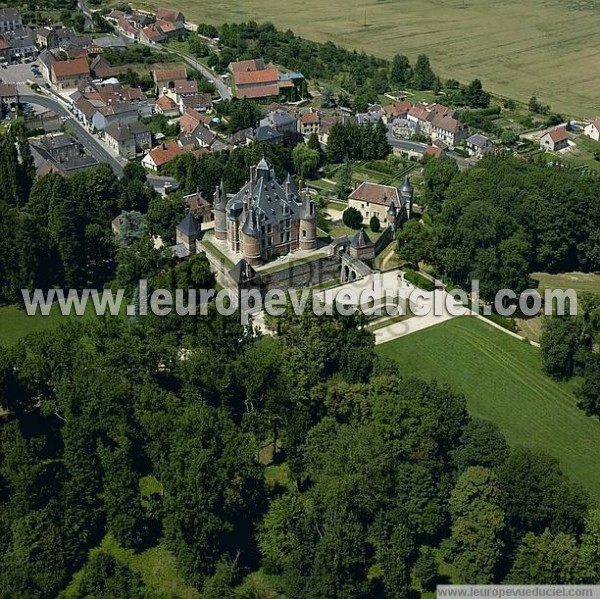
[{"xmin": 584, "ymin": 118, "xmax": 600, "ymax": 142}]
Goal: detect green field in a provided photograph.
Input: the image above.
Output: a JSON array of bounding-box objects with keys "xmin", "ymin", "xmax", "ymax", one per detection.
[
  {"xmin": 532, "ymin": 271, "xmax": 600, "ymax": 296},
  {"xmin": 139, "ymin": 0, "xmax": 600, "ymax": 117},
  {"xmin": 0, "ymin": 304, "xmax": 73, "ymax": 347},
  {"xmin": 376, "ymin": 317, "xmax": 600, "ymax": 498}
]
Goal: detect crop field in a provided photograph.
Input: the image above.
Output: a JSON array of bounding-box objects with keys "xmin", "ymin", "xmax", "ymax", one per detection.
[
  {"xmin": 376, "ymin": 317, "xmax": 600, "ymax": 499},
  {"xmin": 139, "ymin": 0, "xmax": 600, "ymax": 116},
  {"xmin": 532, "ymin": 271, "xmax": 600, "ymax": 296}
]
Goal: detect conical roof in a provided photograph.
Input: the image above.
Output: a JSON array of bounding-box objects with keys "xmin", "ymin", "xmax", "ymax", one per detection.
[
  {"xmin": 401, "ymin": 174, "xmax": 413, "ymax": 193},
  {"xmin": 350, "ymin": 228, "xmax": 374, "ymax": 249},
  {"xmin": 241, "ymin": 207, "xmax": 259, "ymax": 237}
]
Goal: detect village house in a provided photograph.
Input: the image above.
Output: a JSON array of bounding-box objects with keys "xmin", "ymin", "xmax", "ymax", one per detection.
[
  {"xmin": 229, "ymin": 127, "xmax": 255, "ymax": 147},
  {"xmin": 348, "ymin": 177, "xmax": 413, "ymax": 227},
  {"xmin": 407, "ymin": 104, "xmax": 434, "ymax": 134},
  {"xmin": 179, "ymin": 108, "xmax": 211, "ymax": 136},
  {"xmin": 29, "ymin": 132, "xmax": 98, "ymax": 177},
  {"xmin": 318, "ymin": 115, "xmax": 355, "ymax": 144},
  {"xmin": 0, "ymin": 8, "xmax": 22, "ymax": 33},
  {"xmin": 213, "ymin": 158, "xmax": 317, "ymax": 265},
  {"xmin": 255, "ymin": 125, "xmax": 283, "ymax": 144},
  {"xmin": 383, "ymin": 100, "xmax": 412, "ymax": 124},
  {"xmin": 183, "ymin": 189, "xmax": 213, "ymax": 222},
  {"xmin": 142, "ymin": 140, "xmax": 185, "ymax": 171},
  {"xmin": 540, "ymin": 127, "xmax": 569, "ymax": 152},
  {"xmin": 0, "ymin": 37, "xmax": 10, "ymax": 62},
  {"xmin": 156, "ymin": 94, "xmax": 180, "ymax": 117},
  {"xmin": 50, "ymin": 57, "xmax": 90, "ymax": 90},
  {"xmin": 229, "ymin": 58, "xmax": 303, "ymax": 102},
  {"xmin": 299, "ymin": 111, "xmax": 320, "ymax": 137},
  {"xmin": 178, "ymin": 92, "xmax": 212, "ymax": 114},
  {"xmin": 104, "ymin": 121, "xmax": 152, "ymax": 158},
  {"xmin": 0, "ymin": 83, "xmax": 18, "ymax": 106},
  {"xmin": 4, "ymin": 27, "xmax": 37, "ymax": 62},
  {"xmin": 584, "ymin": 118, "xmax": 600, "ymax": 142},
  {"xmin": 430, "ymin": 114, "xmax": 468, "ymax": 147},
  {"xmin": 466, "ymin": 133, "xmax": 495, "ymax": 157},
  {"xmin": 35, "ymin": 25, "xmax": 78, "ymax": 49},
  {"xmin": 153, "ymin": 66, "xmax": 188, "ymax": 93},
  {"xmin": 260, "ymin": 109, "xmax": 298, "ymax": 134}
]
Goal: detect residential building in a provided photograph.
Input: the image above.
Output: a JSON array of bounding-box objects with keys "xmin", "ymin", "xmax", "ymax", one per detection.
[
  {"xmin": 213, "ymin": 158, "xmax": 317, "ymax": 265},
  {"xmin": 255, "ymin": 125, "xmax": 283, "ymax": 144},
  {"xmin": 178, "ymin": 93, "xmax": 212, "ymax": 114},
  {"xmin": 179, "ymin": 108, "xmax": 211, "ymax": 136},
  {"xmin": 35, "ymin": 25, "xmax": 78, "ymax": 49},
  {"xmin": 230, "ymin": 58, "xmax": 304, "ymax": 102},
  {"xmin": 259, "ymin": 108, "xmax": 297, "ymax": 134},
  {"xmin": 229, "ymin": 58, "xmax": 265, "ymax": 73},
  {"xmin": 156, "ymin": 94, "xmax": 179, "ymax": 117},
  {"xmin": 155, "ymin": 8, "xmax": 185, "ymax": 26},
  {"xmin": 540, "ymin": 127, "xmax": 569, "ymax": 152},
  {"xmin": 430, "ymin": 114, "xmax": 468, "ymax": 146},
  {"xmin": 153, "ymin": 66, "xmax": 187, "ymax": 92},
  {"xmin": 0, "ymin": 37, "xmax": 10, "ymax": 62},
  {"xmin": 183, "ymin": 189, "xmax": 213, "ymax": 222},
  {"xmin": 4, "ymin": 27, "xmax": 37, "ymax": 62},
  {"xmin": 142, "ymin": 141, "xmax": 185, "ymax": 171},
  {"xmin": 29, "ymin": 132, "xmax": 98, "ymax": 177},
  {"xmin": 466, "ymin": 133, "xmax": 495, "ymax": 157},
  {"xmin": 348, "ymin": 177, "xmax": 413, "ymax": 227},
  {"xmin": 229, "ymin": 127, "xmax": 254, "ymax": 147},
  {"xmin": 383, "ymin": 100, "xmax": 412, "ymax": 124},
  {"xmin": 50, "ymin": 57, "xmax": 90, "ymax": 90},
  {"xmin": 407, "ymin": 104, "xmax": 434, "ymax": 134},
  {"xmin": 104, "ymin": 121, "xmax": 152, "ymax": 158},
  {"xmin": 299, "ymin": 111, "xmax": 320, "ymax": 137},
  {"xmin": 0, "ymin": 9, "xmax": 22, "ymax": 33},
  {"xmin": 0, "ymin": 83, "xmax": 17, "ymax": 105},
  {"xmin": 584, "ymin": 118, "xmax": 600, "ymax": 142}
]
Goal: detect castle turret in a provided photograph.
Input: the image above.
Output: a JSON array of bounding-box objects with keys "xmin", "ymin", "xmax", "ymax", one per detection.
[
  {"xmin": 241, "ymin": 206, "xmax": 261, "ymax": 266},
  {"xmin": 214, "ymin": 180, "xmax": 227, "ymax": 241},
  {"xmin": 175, "ymin": 212, "xmax": 201, "ymax": 255},
  {"xmin": 400, "ymin": 175, "xmax": 414, "ymax": 217},
  {"xmin": 387, "ymin": 201, "xmax": 398, "ymax": 232},
  {"xmin": 299, "ymin": 190, "xmax": 317, "ymax": 251}
]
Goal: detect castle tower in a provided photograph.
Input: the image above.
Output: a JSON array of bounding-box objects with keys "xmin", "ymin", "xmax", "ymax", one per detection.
[
  {"xmin": 175, "ymin": 212, "xmax": 201, "ymax": 255},
  {"xmin": 214, "ymin": 180, "xmax": 227, "ymax": 241},
  {"xmin": 387, "ymin": 201, "xmax": 398, "ymax": 232},
  {"xmin": 241, "ymin": 206, "xmax": 261, "ymax": 266},
  {"xmin": 400, "ymin": 175, "xmax": 414, "ymax": 218},
  {"xmin": 299, "ymin": 191, "xmax": 317, "ymax": 251}
]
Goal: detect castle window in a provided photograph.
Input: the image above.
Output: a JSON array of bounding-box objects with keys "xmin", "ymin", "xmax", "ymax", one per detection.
[{"xmin": 302, "ymin": 229, "xmax": 306, "ymax": 238}]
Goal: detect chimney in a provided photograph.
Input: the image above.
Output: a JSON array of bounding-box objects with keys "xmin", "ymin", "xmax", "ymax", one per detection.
[{"xmin": 250, "ymin": 165, "xmax": 257, "ymax": 189}]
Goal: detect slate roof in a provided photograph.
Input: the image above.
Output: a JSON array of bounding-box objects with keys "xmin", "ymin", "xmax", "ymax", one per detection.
[
  {"xmin": 255, "ymin": 125, "xmax": 282, "ymax": 142},
  {"xmin": 176, "ymin": 212, "xmax": 200, "ymax": 237},
  {"xmin": 351, "ymin": 228, "xmax": 374, "ymax": 249},
  {"xmin": 229, "ymin": 259, "xmax": 259, "ymax": 284}
]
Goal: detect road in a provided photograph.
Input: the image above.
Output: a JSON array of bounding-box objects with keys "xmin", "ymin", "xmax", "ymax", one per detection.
[
  {"xmin": 137, "ymin": 42, "xmax": 233, "ymax": 101},
  {"xmin": 386, "ymin": 135, "xmax": 428, "ymax": 154},
  {"xmin": 20, "ymin": 92, "xmax": 125, "ymax": 176},
  {"xmin": 21, "ymin": 91, "xmax": 180, "ymax": 191},
  {"xmin": 77, "ymin": 0, "xmax": 94, "ymax": 31}
]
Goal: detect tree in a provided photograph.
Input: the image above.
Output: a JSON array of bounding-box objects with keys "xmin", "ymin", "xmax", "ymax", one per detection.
[
  {"xmin": 451, "ymin": 418, "xmax": 510, "ymax": 472},
  {"xmin": 577, "ymin": 354, "xmax": 600, "ymax": 420},
  {"xmin": 540, "ymin": 317, "xmax": 582, "ymax": 380},
  {"xmin": 369, "ymin": 214, "xmax": 381, "ymax": 232},
  {"xmin": 396, "ymin": 220, "xmax": 433, "ymax": 269},
  {"xmin": 507, "ymin": 530, "xmax": 583, "ymax": 584},
  {"xmin": 145, "ymin": 194, "xmax": 186, "ymax": 244},
  {"xmin": 390, "ymin": 54, "xmax": 411, "ymax": 87},
  {"xmin": 411, "ymin": 54, "xmax": 436, "ymax": 90},
  {"xmin": 320, "ymin": 86, "xmax": 336, "ymax": 108},
  {"xmin": 446, "ymin": 467, "xmax": 505, "ymax": 584},
  {"xmin": 580, "ymin": 509, "xmax": 600, "ymax": 583},
  {"xmin": 335, "ymin": 157, "xmax": 353, "ymax": 201},
  {"xmin": 343, "ymin": 207, "xmax": 363, "ymax": 229},
  {"xmin": 413, "ymin": 546, "xmax": 439, "ymax": 592},
  {"xmin": 421, "ymin": 155, "xmax": 459, "ymax": 211},
  {"xmin": 75, "ymin": 551, "xmax": 147, "ymax": 598},
  {"xmin": 292, "ymin": 144, "xmax": 320, "ymax": 180},
  {"xmin": 464, "ymin": 79, "xmax": 491, "ymax": 108}
]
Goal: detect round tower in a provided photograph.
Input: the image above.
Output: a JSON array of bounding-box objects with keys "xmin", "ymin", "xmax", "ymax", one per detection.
[
  {"xmin": 299, "ymin": 194, "xmax": 317, "ymax": 251},
  {"xmin": 387, "ymin": 201, "xmax": 398, "ymax": 231},
  {"xmin": 214, "ymin": 181, "xmax": 227, "ymax": 241},
  {"xmin": 241, "ymin": 208, "xmax": 261, "ymax": 266},
  {"xmin": 400, "ymin": 175, "xmax": 414, "ymax": 217}
]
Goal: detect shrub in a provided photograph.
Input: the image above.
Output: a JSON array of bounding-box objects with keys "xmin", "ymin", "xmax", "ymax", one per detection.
[
  {"xmin": 370, "ymin": 214, "xmax": 381, "ymax": 232},
  {"xmin": 343, "ymin": 207, "xmax": 363, "ymax": 229}
]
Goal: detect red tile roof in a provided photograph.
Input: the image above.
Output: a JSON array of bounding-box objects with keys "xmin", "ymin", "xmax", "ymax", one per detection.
[
  {"xmin": 425, "ymin": 145, "xmax": 443, "ymax": 158},
  {"xmin": 156, "ymin": 94, "xmax": 178, "ymax": 111},
  {"xmin": 431, "ymin": 114, "xmax": 464, "ymax": 133},
  {"xmin": 52, "ymin": 57, "xmax": 90, "ymax": 79},
  {"xmin": 236, "ymin": 83, "xmax": 280, "ymax": 99},
  {"xmin": 301, "ymin": 111, "xmax": 320, "ymax": 124},
  {"xmin": 349, "ymin": 181, "xmax": 401, "ymax": 206},
  {"xmin": 229, "ymin": 59, "xmax": 265, "ymax": 73},
  {"xmin": 234, "ymin": 67, "xmax": 279, "ymax": 87},
  {"xmin": 546, "ymin": 127, "xmax": 568, "ymax": 143},
  {"xmin": 384, "ymin": 100, "xmax": 412, "ymax": 118},
  {"xmin": 153, "ymin": 66, "xmax": 187, "ymax": 83},
  {"xmin": 145, "ymin": 141, "xmax": 184, "ymax": 167},
  {"xmin": 180, "ymin": 108, "xmax": 210, "ymax": 135}
]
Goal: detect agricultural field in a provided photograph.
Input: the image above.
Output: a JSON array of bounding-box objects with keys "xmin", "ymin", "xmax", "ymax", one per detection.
[
  {"xmin": 376, "ymin": 316, "xmax": 600, "ymax": 499},
  {"xmin": 0, "ymin": 304, "xmax": 69, "ymax": 347},
  {"xmin": 532, "ymin": 271, "xmax": 600, "ymax": 296},
  {"xmin": 139, "ymin": 0, "xmax": 600, "ymax": 117}
]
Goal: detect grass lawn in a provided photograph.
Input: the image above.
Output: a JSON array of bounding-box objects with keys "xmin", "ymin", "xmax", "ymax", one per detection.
[
  {"xmin": 532, "ymin": 271, "xmax": 600, "ymax": 296},
  {"xmin": 0, "ymin": 303, "xmax": 97, "ymax": 348},
  {"xmin": 139, "ymin": 0, "xmax": 600, "ymax": 117},
  {"xmin": 328, "ymin": 222, "xmax": 382, "ymax": 241},
  {"xmin": 376, "ymin": 317, "xmax": 600, "ymax": 499}
]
